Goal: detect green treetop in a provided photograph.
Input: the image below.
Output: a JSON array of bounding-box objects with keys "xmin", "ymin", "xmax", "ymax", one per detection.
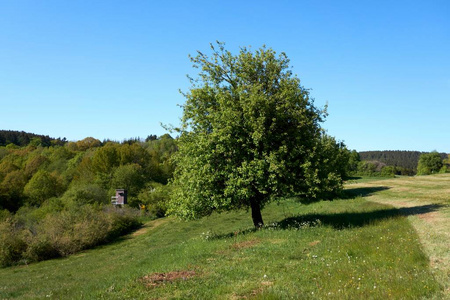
[{"xmin": 168, "ymin": 42, "xmax": 344, "ymax": 227}]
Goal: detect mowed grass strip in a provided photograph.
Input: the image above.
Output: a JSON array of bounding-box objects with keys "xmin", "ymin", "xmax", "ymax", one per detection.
[
  {"xmin": 0, "ymin": 194, "xmax": 443, "ymax": 299},
  {"xmin": 347, "ymin": 173, "xmax": 450, "ymax": 298}
]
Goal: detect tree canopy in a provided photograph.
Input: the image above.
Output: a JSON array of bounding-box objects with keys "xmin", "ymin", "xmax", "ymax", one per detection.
[{"xmin": 168, "ymin": 43, "xmax": 345, "ymax": 227}]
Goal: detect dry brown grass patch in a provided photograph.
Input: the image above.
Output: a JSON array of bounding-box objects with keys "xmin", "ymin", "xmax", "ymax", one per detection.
[
  {"xmin": 231, "ymin": 239, "xmax": 260, "ymax": 250},
  {"xmin": 232, "ymin": 281, "xmax": 274, "ymax": 299},
  {"xmin": 309, "ymin": 240, "xmax": 321, "ymax": 247},
  {"xmin": 417, "ymin": 211, "xmax": 441, "ymax": 222},
  {"xmin": 140, "ymin": 270, "xmax": 196, "ymax": 287},
  {"xmin": 268, "ymin": 238, "xmax": 286, "ymax": 244}
]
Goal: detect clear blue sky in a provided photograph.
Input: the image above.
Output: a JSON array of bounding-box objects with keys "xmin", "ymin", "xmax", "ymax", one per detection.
[{"xmin": 1, "ymin": 0, "xmax": 449, "ymax": 152}]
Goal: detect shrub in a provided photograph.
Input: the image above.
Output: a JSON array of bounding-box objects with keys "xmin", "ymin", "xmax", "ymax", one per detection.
[
  {"xmin": 0, "ymin": 204, "xmax": 142, "ymax": 266},
  {"xmin": 23, "ymin": 234, "xmax": 58, "ymax": 262},
  {"xmin": 0, "ymin": 209, "xmax": 11, "ymax": 221},
  {"xmin": 417, "ymin": 152, "xmax": 444, "ymax": 175},
  {"xmin": 380, "ymin": 166, "xmax": 396, "ymax": 177},
  {"xmin": 62, "ymin": 184, "xmax": 108, "ymax": 205},
  {"xmin": 138, "ymin": 182, "xmax": 171, "ymax": 218},
  {"xmin": 0, "ymin": 220, "xmax": 27, "ymax": 267},
  {"xmin": 103, "ymin": 206, "xmax": 142, "ymax": 239}
]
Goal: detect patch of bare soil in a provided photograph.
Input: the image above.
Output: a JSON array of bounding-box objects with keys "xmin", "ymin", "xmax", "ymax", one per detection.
[
  {"xmin": 249, "ymin": 281, "xmax": 274, "ymax": 297},
  {"xmin": 231, "ymin": 239, "xmax": 260, "ymax": 250},
  {"xmin": 232, "ymin": 281, "xmax": 274, "ymax": 299},
  {"xmin": 140, "ymin": 270, "xmax": 196, "ymax": 287},
  {"xmin": 309, "ymin": 240, "xmax": 321, "ymax": 247}
]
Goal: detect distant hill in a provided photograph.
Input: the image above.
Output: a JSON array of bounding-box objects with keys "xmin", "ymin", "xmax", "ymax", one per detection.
[
  {"xmin": 359, "ymin": 150, "xmax": 447, "ymax": 171},
  {"xmin": 0, "ymin": 130, "xmax": 66, "ymax": 147}
]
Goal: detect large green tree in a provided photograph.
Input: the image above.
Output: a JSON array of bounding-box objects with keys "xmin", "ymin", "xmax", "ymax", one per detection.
[{"xmin": 168, "ymin": 43, "xmax": 344, "ymax": 227}]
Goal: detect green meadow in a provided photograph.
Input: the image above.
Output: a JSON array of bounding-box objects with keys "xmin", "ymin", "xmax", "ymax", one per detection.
[{"xmin": 1, "ymin": 174, "xmax": 449, "ymax": 299}]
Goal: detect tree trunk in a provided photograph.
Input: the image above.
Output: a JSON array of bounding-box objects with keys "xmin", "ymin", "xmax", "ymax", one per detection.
[{"xmin": 250, "ymin": 199, "xmax": 264, "ymax": 228}]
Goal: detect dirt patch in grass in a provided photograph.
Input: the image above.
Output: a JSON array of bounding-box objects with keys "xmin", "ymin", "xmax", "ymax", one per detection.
[
  {"xmin": 216, "ymin": 239, "xmax": 260, "ymax": 256},
  {"xmin": 232, "ymin": 281, "xmax": 274, "ymax": 299},
  {"xmin": 309, "ymin": 240, "xmax": 320, "ymax": 247},
  {"xmin": 231, "ymin": 239, "xmax": 260, "ymax": 250},
  {"xmin": 250, "ymin": 281, "xmax": 274, "ymax": 297},
  {"xmin": 140, "ymin": 270, "xmax": 196, "ymax": 287}
]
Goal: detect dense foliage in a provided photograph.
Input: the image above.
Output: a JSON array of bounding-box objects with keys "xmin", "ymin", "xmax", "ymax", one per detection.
[
  {"xmin": 0, "ymin": 133, "xmax": 177, "ymax": 266},
  {"xmin": 0, "ymin": 134, "xmax": 176, "ymax": 212},
  {"xmin": 169, "ymin": 43, "xmax": 349, "ymax": 227},
  {"xmin": 417, "ymin": 151, "xmax": 447, "ymax": 175}
]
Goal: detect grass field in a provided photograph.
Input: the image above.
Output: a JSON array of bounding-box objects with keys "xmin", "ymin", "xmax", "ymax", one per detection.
[
  {"xmin": 347, "ymin": 174, "xmax": 450, "ymax": 298},
  {"xmin": 0, "ymin": 174, "xmax": 448, "ymax": 299}
]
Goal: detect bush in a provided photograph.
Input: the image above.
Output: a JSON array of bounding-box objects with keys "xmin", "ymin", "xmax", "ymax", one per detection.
[
  {"xmin": 380, "ymin": 166, "xmax": 396, "ymax": 177},
  {"xmin": 23, "ymin": 234, "xmax": 58, "ymax": 262},
  {"xmin": 0, "ymin": 204, "xmax": 142, "ymax": 266},
  {"xmin": 417, "ymin": 152, "xmax": 444, "ymax": 175},
  {"xmin": 103, "ymin": 206, "xmax": 142, "ymax": 239},
  {"xmin": 138, "ymin": 183, "xmax": 171, "ymax": 218},
  {"xmin": 0, "ymin": 209, "xmax": 11, "ymax": 221},
  {"xmin": 353, "ymin": 161, "xmax": 401, "ymax": 177},
  {"xmin": 0, "ymin": 220, "xmax": 27, "ymax": 267},
  {"xmin": 62, "ymin": 184, "xmax": 108, "ymax": 205}
]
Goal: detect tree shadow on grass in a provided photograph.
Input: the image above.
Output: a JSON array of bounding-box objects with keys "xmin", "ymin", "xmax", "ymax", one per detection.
[
  {"xmin": 276, "ymin": 203, "xmax": 444, "ymax": 230},
  {"xmin": 345, "ymin": 176, "xmax": 362, "ymax": 181},
  {"xmin": 342, "ymin": 186, "xmax": 390, "ymax": 199},
  {"xmin": 209, "ymin": 203, "xmax": 444, "ymax": 240}
]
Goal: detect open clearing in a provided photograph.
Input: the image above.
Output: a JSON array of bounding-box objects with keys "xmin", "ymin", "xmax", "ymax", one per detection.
[
  {"xmin": 0, "ymin": 175, "xmax": 448, "ymax": 299},
  {"xmin": 346, "ymin": 173, "xmax": 450, "ymax": 297}
]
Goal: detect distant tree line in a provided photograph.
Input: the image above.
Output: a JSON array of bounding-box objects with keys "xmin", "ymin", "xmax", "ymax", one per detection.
[
  {"xmin": 0, "ymin": 130, "xmax": 67, "ymax": 147},
  {"xmin": 354, "ymin": 150, "xmax": 448, "ymax": 176},
  {"xmin": 358, "ymin": 150, "xmax": 447, "ymax": 174}
]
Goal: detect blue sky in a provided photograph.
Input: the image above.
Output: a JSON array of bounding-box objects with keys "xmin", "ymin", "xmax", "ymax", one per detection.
[{"xmin": 1, "ymin": 0, "xmax": 449, "ymax": 152}]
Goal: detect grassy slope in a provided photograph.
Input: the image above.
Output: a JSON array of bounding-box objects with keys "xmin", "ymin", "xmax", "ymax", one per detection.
[{"xmin": 0, "ymin": 176, "xmax": 448, "ymax": 299}]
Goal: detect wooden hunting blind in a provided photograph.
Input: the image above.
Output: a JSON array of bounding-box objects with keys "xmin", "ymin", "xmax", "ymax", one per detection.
[{"xmin": 111, "ymin": 189, "xmax": 127, "ymax": 205}]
